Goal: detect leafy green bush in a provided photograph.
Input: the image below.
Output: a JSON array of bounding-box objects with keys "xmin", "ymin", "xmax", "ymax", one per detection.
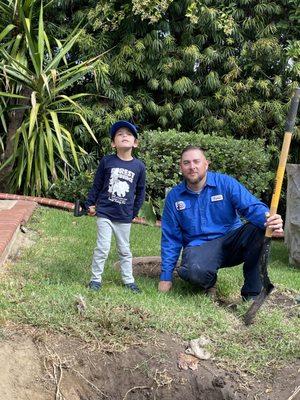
[
  {"xmin": 47, "ymin": 130, "xmax": 274, "ymax": 215},
  {"xmin": 46, "ymin": 171, "xmax": 94, "ymax": 202},
  {"xmin": 138, "ymin": 129, "xmax": 275, "ymax": 204}
]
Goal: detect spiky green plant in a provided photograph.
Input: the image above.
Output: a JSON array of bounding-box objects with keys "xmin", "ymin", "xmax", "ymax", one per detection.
[{"xmin": 0, "ymin": 0, "xmax": 103, "ymax": 194}]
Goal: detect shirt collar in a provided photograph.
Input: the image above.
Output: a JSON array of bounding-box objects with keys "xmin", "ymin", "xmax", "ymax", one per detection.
[
  {"xmin": 178, "ymin": 171, "xmax": 216, "ymax": 194},
  {"xmin": 205, "ymin": 171, "xmax": 217, "ymax": 187}
]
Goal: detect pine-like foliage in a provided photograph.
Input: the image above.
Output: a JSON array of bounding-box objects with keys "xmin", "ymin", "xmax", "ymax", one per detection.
[{"xmin": 45, "ymin": 0, "xmax": 299, "ymax": 156}]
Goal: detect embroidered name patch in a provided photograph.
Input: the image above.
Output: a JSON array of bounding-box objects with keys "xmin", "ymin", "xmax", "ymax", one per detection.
[
  {"xmin": 175, "ymin": 201, "xmax": 186, "ymax": 210},
  {"xmin": 211, "ymin": 194, "xmax": 223, "ymax": 202}
]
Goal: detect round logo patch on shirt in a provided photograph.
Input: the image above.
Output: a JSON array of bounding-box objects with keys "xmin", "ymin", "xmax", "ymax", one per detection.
[{"xmin": 175, "ymin": 201, "xmax": 186, "ymax": 210}]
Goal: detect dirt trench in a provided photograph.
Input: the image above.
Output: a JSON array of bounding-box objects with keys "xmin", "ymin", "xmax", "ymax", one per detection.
[
  {"xmin": 1, "ymin": 238, "xmax": 299, "ymax": 400},
  {"xmin": 1, "ymin": 326, "xmax": 300, "ymax": 400},
  {"xmin": 0, "ymin": 328, "xmax": 246, "ymax": 400}
]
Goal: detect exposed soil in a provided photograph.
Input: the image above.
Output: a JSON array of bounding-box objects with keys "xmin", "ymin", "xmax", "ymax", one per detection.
[
  {"xmin": 0, "ymin": 324, "xmax": 299, "ymax": 400},
  {"xmin": 1, "ymin": 237, "xmax": 300, "ymax": 400},
  {"xmin": 114, "ymin": 256, "xmax": 180, "ymax": 279}
]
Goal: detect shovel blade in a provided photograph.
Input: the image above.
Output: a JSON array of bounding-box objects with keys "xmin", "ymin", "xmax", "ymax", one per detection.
[
  {"xmin": 243, "ymin": 237, "xmax": 274, "ymax": 326},
  {"xmin": 243, "ymin": 284, "xmax": 274, "ymax": 326}
]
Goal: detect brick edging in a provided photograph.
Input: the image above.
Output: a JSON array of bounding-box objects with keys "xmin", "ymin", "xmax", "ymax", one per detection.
[{"xmin": 0, "ymin": 193, "xmax": 74, "ymax": 210}]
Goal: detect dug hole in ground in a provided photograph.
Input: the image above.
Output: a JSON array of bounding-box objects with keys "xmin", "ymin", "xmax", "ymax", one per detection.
[{"xmin": 0, "ymin": 230, "xmax": 299, "ymax": 400}]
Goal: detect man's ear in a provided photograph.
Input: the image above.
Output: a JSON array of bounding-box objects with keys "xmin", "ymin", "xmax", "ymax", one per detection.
[
  {"xmin": 111, "ymin": 140, "xmax": 116, "ymax": 148},
  {"xmin": 179, "ymin": 160, "xmax": 183, "ymax": 174},
  {"xmin": 132, "ymin": 139, "xmax": 139, "ymax": 148}
]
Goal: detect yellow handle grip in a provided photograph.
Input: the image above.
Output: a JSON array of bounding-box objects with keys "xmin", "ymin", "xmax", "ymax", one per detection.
[
  {"xmin": 265, "ymin": 88, "xmax": 300, "ymax": 237},
  {"xmin": 265, "ymin": 132, "xmax": 292, "ymax": 237}
]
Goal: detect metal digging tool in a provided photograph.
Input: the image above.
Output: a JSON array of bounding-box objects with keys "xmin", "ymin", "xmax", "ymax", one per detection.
[
  {"xmin": 74, "ymin": 199, "xmax": 88, "ymax": 217},
  {"xmin": 244, "ymin": 87, "xmax": 300, "ymax": 326}
]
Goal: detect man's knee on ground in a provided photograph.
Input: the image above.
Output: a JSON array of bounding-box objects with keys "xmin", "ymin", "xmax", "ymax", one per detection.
[{"xmin": 179, "ymin": 265, "xmax": 216, "ymax": 289}]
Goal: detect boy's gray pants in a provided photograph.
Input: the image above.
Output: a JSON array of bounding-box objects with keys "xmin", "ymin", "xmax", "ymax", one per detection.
[{"xmin": 91, "ymin": 217, "xmax": 134, "ymax": 284}]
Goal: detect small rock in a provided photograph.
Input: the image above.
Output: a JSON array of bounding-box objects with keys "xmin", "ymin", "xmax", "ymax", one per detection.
[
  {"xmin": 185, "ymin": 337, "xmax": 212, "ymax": 360},
  {"xmin": 197, "ymin": 336, "xmax": 211, "ymax": 347}
]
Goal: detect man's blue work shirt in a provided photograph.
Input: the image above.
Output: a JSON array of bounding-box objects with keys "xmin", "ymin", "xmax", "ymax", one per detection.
[{"xmin": 160, "ymin": 171, "xmax": 269, "ymax": 281}]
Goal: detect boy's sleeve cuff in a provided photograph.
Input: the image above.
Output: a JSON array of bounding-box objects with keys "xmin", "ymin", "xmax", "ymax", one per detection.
[{"xmin": 160, "ymin": 271, "xmax": 173, "ymax": 281}]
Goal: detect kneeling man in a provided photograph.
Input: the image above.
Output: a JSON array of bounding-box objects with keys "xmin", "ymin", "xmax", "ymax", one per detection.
[{"xmin": 158, "ymin": 146, "xmax": 283, "ymax": 300}]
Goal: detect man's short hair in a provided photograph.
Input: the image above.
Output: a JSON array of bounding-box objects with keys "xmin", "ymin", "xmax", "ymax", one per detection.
[{"xmin": 180, "ymin": 145, "xmax": 206, "ymax": 158}]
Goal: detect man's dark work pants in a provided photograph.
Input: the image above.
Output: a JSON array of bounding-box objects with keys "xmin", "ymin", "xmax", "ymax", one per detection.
[{"xmin": 178, "ymin": 223, "xmax": 265, "ymax": 297}]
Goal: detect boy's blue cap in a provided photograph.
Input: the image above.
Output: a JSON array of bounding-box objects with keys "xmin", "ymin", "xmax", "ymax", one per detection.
[{"xmin": 110, "ymin": 120, "xmax": 138, "ymax": 139}]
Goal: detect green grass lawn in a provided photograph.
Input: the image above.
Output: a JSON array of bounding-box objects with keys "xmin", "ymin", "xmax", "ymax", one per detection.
[{"xmin": 0, "ymin": 207, "xmax": 299, "ymax": 376}]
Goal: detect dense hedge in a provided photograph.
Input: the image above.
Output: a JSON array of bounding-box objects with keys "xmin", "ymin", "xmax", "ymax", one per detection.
[
  {"xmin": 138, "ymin": 129, "xmax": 274, "ymax": 202},
  {"xmin": 48, "ymin": 129, "xmax": 275, "ymax": 207}
]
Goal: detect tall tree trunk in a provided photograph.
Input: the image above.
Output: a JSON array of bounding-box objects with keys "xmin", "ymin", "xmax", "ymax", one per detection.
[{"xmin": 0, "ymin": 88, "xmax": 31, "ymax": 192}]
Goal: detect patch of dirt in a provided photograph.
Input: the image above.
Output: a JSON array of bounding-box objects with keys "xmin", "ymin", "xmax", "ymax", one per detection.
[
  {"xmin": 2, "ymin": 244, "xmax": 300, "ymax": 399},
  {"xmin": 0, "ymin": 332, "xmax": 47, "ymax": 400},
  {"xmin": 267, "ymin": 290, "xmax": 300, "ymax": 318},
  {"xmin": 0, "ymin": 326, "xmax": 299, "ymax": 400},
  {"xmin": 218, "ymin": 288, "xmax": 300, "ymax": 318},
  {"xmin": 126, "ymin": 257, "xmax": 300, "ymax": 318},
  {"xmin": 114, "ymin": 256, "xmax": 180, "ymax": 279}
]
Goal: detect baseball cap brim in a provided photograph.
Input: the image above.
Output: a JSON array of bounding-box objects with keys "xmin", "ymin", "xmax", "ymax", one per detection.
[{"xmin": 110, "ymin": 121, "xmax": 138, "ymax": 139}]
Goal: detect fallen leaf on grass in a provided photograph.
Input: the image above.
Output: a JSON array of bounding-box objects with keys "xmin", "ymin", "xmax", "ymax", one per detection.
[{"xmin": 177, "ymin": 352, "xmax": 199, "ymax": 371}]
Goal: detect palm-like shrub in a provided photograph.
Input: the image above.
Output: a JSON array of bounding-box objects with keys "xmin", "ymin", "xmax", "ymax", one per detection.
[{"xmin": 0, "ymin": 0, "xmax": 102, "ymax": 194}]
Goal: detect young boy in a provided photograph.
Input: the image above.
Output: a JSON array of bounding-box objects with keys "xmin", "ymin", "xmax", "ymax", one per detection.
[{"xmin": 85, "ymin": 120, "xmax": 146, "ymax": 293}]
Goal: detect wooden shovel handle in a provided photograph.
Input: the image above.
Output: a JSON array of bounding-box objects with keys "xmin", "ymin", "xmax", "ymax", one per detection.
[{"xmin": 266, "ymin": 88, "xmax": 300, "ymax": 237}]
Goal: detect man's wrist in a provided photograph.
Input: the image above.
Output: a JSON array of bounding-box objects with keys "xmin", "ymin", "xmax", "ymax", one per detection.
[{"xmin": 160, "ymin": 271, "xmax": 173, "ymax": 281}]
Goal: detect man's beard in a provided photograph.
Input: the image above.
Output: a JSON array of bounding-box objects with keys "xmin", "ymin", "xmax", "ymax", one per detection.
[{"xmin": 186, "ymin": 175, "xmax": 202, "ymax": 184}]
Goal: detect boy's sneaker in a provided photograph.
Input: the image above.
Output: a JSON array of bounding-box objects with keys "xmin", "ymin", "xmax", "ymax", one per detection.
[
  {"xmin": 124, "ymin": 282, "xmax": 141, "ymax": 293},
  {"xmin": 88, "ymin": 281, "xmax": 101, "ymax": 291}
]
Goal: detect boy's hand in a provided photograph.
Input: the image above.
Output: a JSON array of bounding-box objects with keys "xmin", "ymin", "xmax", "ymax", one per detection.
[
  {"xmin": 265, "ymin": 212, "xmax": 283, "ymax": 233},
  {"xmin": 88, "ymin": 206, "xmax": 96, "ymax": 216},
  {"xmin": 158, "ymin": 281, "xmax": 172, "ymax": 292}
]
